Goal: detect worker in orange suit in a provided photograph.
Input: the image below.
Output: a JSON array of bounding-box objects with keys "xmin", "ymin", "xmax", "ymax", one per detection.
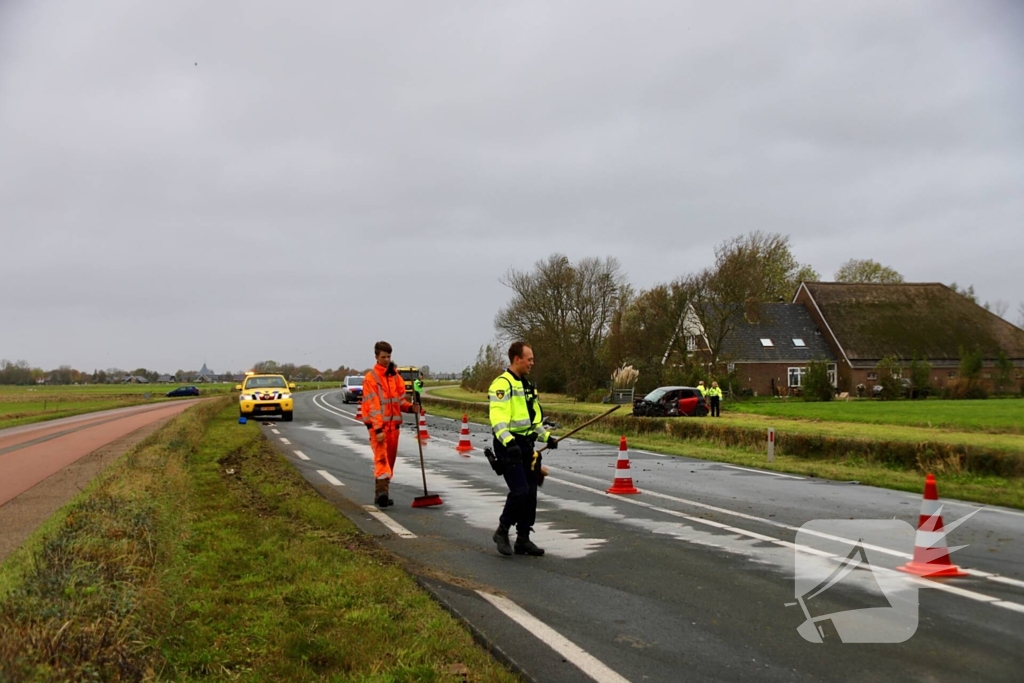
[{"xmin": 363, "ymin": 340, "xmax": 418, "ymax": 507}]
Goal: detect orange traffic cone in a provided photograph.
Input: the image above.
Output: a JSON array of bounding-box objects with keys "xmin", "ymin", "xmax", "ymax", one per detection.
[
  {"xmin": 417, "ymin": 409, "xmax": 431, "ymax": 442},
  {"xmin": 897, "ymin": 474, "xmax": 969, "ymax": 578},
  {"xmin": 455, "ymin": 414, "xmax": 474, "ymax": 454},
  {"xmin": 607, "ymin": 436, "xmax": 640, "ymax": 494},
  {"xmin": 354, "ymin": 402, "xmax": 362, "ymax": 420}
]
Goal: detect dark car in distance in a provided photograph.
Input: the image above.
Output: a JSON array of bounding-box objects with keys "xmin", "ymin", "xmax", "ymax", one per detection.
[
  {"xmin": 166, "ymin": 385, "xmax": 200, "ymax": 397},
  {"xmin": 342, "ymin": 375, "xmax": 363, "ymax": 404},
  {"xmin": 632, "ymin": 386, "xmax": 708, "ymax": 417}
]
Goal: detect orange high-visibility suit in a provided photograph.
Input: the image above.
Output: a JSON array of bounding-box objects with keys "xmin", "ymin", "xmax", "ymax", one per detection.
[{"xmin": 362, "ymin": 364, "xmax": 417, "ymax": 485}]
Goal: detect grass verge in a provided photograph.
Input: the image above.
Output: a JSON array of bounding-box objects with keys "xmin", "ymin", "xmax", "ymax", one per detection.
[
  {"xmin": 0, "ymin": 399, "xmax": 518, "ymax": 682},
  {"xmin": 422, "ymin": 397, "xmax": 1024, "ymax": 510}
]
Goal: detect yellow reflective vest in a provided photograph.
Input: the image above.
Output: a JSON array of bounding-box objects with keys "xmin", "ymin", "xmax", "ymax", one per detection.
[
  {"xmin": 488, "ymin": 370, "xmax": 551, "ymax": 447},
  {"xmin": 708, "ymin": 387, "xmax": 723, "ymax": 399}
]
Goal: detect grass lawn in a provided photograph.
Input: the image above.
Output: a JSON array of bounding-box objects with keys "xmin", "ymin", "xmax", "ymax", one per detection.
[
  {"xmin": 0, "ymin": 398, "xmax": 517, "ymax": 681},
  {"xmin": 728, "ymin": 397, "xmax": 1024, "ymax": 434},
  {"xmin": 0, "ymin": 382, "xmax": 342, "ymax": 430}
]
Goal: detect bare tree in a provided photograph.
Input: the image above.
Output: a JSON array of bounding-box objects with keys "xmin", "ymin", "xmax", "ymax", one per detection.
[
  {"xmin": 1017, "ymin": 301, "xmax": 1024, "ymax": 329},
  {"xmin": 992, "ymin": 299, "xmax": 1009, "ymax": 319},
  {"xmin": 494, "ymin": 254, "xmax": 626, "ymax": 397},
  {"xmin": 834, "ymin": 258, "xmax": 904, "ymax": 284}
]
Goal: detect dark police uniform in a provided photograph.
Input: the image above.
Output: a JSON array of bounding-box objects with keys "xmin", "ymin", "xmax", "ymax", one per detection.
[{"xmin": 489, "ymin": 368, "xmax": 555, "ymax": 556}]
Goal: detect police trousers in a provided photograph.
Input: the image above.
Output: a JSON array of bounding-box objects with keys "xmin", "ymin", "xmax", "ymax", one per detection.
[{"xmin": 496, "ymin": 435, "xmax": 539, "ymax": 534}]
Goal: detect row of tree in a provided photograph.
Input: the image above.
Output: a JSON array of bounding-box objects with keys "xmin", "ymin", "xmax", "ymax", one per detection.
[
  {"xmin": 0, "ymin": 360, "xmax": 437, "ymax": 386},
  {"xmin": 465, "ymin": 231, "xmax": 1022, "ymax": 399}
]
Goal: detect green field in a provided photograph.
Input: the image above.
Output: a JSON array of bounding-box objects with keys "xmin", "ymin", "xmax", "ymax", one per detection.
[
  {"xmin": 0, "ymin": 399, "xmax": 516, "ymax": 681},
  {"xmin": 0, "ymin": 381, "xmax": 343, "ymax": 430}
]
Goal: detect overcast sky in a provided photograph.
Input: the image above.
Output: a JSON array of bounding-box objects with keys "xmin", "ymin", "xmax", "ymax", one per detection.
[{"xmin": 2, "ymin": 1, "xmax": 1022, "ymax": 374}]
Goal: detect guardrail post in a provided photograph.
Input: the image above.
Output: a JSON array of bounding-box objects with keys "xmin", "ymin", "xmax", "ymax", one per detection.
[{"xmin": 768, "ymin": 428, "xmax": 775, "ymax": 463}]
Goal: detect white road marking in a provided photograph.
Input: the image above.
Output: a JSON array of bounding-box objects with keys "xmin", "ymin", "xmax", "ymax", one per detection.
[
  {"xmin": 548, "ymin": 475, "xmax": 1024, "ymax": 614},
  {"xmin": 279, "ymin": 437, "xmax": 291, "ymax": 445},
  {"xmin": 316, "ymin": 469, "xmax": 344, "ymax": 486},
  {"xmin": 632, "ymin": 449, "xmax": 667, "ymax": 457},
  {"xmin": 271, "ymin": 429, "xmax": 280, "ymax": 434},
  {"xmin": 720, "ymin": 464, "xmax": 805, "ymax": 480},
  {"xmin": 311, "ymin": 392, "xmax": 1024, "ymax": 597},
  {"xmin": 477, "ymin": 591, "xmax": 631, "ymax": 683},
  {"xmin": 994, "ymin": 601, "xmax": 1024, "ymax": 614},
  {"xmin": 293, "ymin": 450, "xmax": 310, "ymax": 461},
  {"xmin": 361, "ymin": 505, "xmax": 417, "ymax": 538}
]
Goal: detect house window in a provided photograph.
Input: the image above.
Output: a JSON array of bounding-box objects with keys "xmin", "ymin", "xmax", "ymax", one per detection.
[
  {"xmin": 792, "ymin": 338, "xmax": 806, "ymax": 347},
  {"xmin": 685, "ymin": 335, "xmax": 698, "ymax": 351},
  {"xmin": 948, "ymin": 372, "xmax": 957, "ymax": 379},
  {"xmin": 760, "ymin": 339, "xmax": 774, "ymax": 347},
  {"xmin": 788, "ymin": 367, "xmax": 806, "ymax": 387},
  {"xmin": 867, "ymin": 372, "xmax": 877, "ymax": 381},
  {"xmin": 827, "ymin": 363, "xmax": 837, "ymax": 387}
]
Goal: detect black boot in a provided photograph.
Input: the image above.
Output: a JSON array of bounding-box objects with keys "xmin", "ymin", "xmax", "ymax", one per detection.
[
  {"xmin": 493, "ymin": 524, "xmax": 513, "ymax": 556},
  {"xmin": 375, "ymin": 480, "xmax": 394, "ymax": 508},
  {"xmin": 514, "ymin": 529, "xmax": 545, "ymax": 556}
]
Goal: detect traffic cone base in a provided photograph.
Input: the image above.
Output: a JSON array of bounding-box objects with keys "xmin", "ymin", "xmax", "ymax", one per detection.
[
  {"xmin": 897, "ymin": 474, "xmax": 968, "ymax": 578},
  {"xmin": 607, "ymin": 435, "xmax": 640, "ymax": 495},
  {"xmin": 455, "ymin": 414, "xmax": 474, "ymax": 454}
]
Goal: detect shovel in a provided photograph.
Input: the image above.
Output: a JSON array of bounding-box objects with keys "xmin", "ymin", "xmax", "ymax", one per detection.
[{"xmin": 411, "ymin": 404, "xmax": 443, "ymax": 508}]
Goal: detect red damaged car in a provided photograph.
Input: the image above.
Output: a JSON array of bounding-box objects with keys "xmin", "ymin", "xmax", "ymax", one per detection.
[{"xmin": 632, "ymin": 386, "xmax": 709, "ymax": 417}]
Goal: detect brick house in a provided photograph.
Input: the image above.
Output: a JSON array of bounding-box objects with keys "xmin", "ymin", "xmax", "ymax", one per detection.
[
  {"xmin": 717, "ymin": 303, "xmax": 837, "ymax": 397},
  {"xmin": 793, "ymin": 282, "xmax": 1024, "ymax": 393}
]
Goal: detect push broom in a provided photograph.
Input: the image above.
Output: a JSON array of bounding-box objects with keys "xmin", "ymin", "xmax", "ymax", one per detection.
[{"xmin": 411, "ymin": 405, "xmax": 443, "ymax": 507}]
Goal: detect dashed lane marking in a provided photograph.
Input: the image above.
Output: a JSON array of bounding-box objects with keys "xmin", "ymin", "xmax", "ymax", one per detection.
[
  {"xmin": 317, "ymin": 470, "xmax": 344, "ymax": 486},
  {"xmin": 720, "ymin": 464, "xmax": 805, "ymax": 480},
  {"xmin": 271, "ymin": 429, "xmax": 280, "ymax": 434},
  {"xmin": 279, "ymin": 437, "xmax": 291, "ymax": 445},
  {"xmin": 361, "ymin": 505, "xmax": 417, "ymax": 538},
  {"xmin": 477, "ymin": 591, "xmax": 631, "ymax": 683},
  {"xmin": 293, "ymin": 450, "xmax": 309, "ymax": 461}
]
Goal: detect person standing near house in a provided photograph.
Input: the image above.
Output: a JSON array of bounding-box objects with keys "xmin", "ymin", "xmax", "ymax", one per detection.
[
  {"xmin": 412, "ymin": 372, "xmax": 424, "ymax": 406},
  {"xmin": 708, "ymin": 381, "xmax": 723, "ymax": 417},
  {"xmin": 696, "ymin": 380, "xmax": 708, "ymax": 416},
  {"xmin": 362, "ymin": 341, "xmax": 419, "ymax": 508},
  {"xmin": 489, "ymin": 341, "xmax": 557, "ymax": 557}
]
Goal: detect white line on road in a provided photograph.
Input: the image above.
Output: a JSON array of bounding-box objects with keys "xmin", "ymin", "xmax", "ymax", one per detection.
[
  {"xmin": 632, "ymin": 449, "xmax": 667, "ymax": 457},
  {"xmin": 361, "ymin": 505, "xmax": 417, "ymax": 538},
  {"xmin": 720, "ymin": 464, "xmax": 805, "ymax": 480},
  {"xmin": 271, "ymin": 429, "xmax": 280, "ymax": 434},
  {"xmin": 317, "ymin": 469, "xmax": 344, "ymax": 486},
  {"xmin": 548, "ymin": 475, "xmax": 1024, "ymax": 613},
  {"xmin": 279, "ymin": 437, "xmax": 291, "ymax": 445},
  {"xmin": 477, "ymin": 591, "xmax": 631, "ymax": 683},
  {"xmin": 293, "ymin": 450, "xmax": 310, "ymax": 461}
]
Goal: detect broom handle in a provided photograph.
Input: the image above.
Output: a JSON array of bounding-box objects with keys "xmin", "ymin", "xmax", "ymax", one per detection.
[
  {"xmin": 415, "ymin": 406, "xmax": 429, "ymax": 495},
  {"xmin": 534, "ymin": 404, "xmax": 620, "ymax": 455}
]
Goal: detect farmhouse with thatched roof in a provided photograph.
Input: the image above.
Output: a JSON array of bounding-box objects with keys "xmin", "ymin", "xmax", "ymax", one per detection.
[{"xmin": 794, "ymin": 282, "xmax": 1024, "ymax": 392}]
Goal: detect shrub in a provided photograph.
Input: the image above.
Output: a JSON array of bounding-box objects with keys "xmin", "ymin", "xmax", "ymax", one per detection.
[
  {"xmin": 875, "ymin": 356, "xmax": 904, "ymax": 400},
  {"xmin": 908, "ymin": 354, "xmax": 932, "ymax": 399},
  {"xmin": 801, "ymin": 360, "xmax": 834, "ymax": 402},
  {"xmin": 461, "ymin": 344, "xmax": 505, "ymax": 392}
]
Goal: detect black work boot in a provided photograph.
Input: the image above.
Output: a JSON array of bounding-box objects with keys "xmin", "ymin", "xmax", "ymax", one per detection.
[
  {"xmin": 375, "ymin": 480, "xmax": 394, "ymax": 508},
  {"xmin": 493, "ymin": 524, "xmax": 513, "ymax": 556},
  {"xmin": 514, "ymin": 529, "xmax": 545, "ymax": 556}
]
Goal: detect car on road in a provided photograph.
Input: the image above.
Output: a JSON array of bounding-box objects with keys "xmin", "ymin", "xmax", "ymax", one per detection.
[
  {"xmin": 236, "ymin": 372, "xmax": 296, "ymax": 421},
  {"xmin": 166, "ymin": 385, "xmax": 200, "ymax": 397},
  {"xmin": 632, "ymin": 386, "xmax": 708, "ymax": 417},
  {"xmin": 342, "ymin": 375, "xmax": 363, "ymax": 404}
]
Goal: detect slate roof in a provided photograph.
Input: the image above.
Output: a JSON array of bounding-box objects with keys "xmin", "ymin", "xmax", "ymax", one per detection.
[
  {"xmin": 720, "ymin": 303, "xmax": 835, "ymax": 363},
  {"xmin": 798, "ymin": 282, "xmax": 1024, "ymax": 362}
]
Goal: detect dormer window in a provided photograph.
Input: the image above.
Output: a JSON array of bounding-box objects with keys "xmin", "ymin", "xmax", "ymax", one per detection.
[
  {"xmin": 760, "ymin": 339, "xmax": 774, "ymax": 347},
  {"xmin": 792, "ymin": 338, "xmax": 806, "ymax": 347}
]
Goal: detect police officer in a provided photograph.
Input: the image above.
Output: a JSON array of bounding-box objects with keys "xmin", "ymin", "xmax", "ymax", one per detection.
[
  {"xmin": 489, "ymin": 341, "xmax": 557, "ymax": 557},
  {"xmin": 412, "ymin": 372, "xmax": 424, "ymax": 406},
  {"xmin": 708, "ymin": 380, "xmax": 723, "ymax": 417}
]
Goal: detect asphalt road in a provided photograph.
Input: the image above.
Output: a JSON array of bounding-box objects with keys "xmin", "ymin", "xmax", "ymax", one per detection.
[{"xmin": 261, "ymin": 390, "xmax": 1024, "ymax": 682}]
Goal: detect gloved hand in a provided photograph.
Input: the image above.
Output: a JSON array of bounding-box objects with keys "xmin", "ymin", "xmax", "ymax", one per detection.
[{"xmin": 546, "ymin": 436, "xmax": 558, "ymax": 450}]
